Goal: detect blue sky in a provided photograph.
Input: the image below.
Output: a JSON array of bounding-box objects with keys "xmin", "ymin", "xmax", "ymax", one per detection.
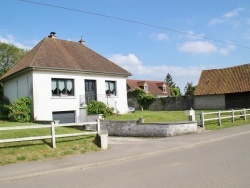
[{"xmin": 1, "ymin": 0, "xmax": 250, "ymax": 93}]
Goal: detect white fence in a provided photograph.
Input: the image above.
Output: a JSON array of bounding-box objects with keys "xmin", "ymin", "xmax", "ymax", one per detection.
[
  {"xmin": 198, "ymin": 108, "xmax": 250, "ymax": 127},
  {"xmin": 0, "ymin": 120, "xmax": 100, "ymax": 148}
]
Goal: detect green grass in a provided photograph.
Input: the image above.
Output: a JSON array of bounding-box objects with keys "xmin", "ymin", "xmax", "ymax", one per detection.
[
  {"xmin": 106, "ymin": 110, "xmax": 187, "ymax": 122},
  {"xmin": 106, "ymin": 110, "xmax": 250, "ymax": 131},
  {"xmin": 1, "ymin": 109, "xmax": 249, "ymax": 165},
  {"xmin": 0, "ymin": 122, "xmax": 100, "ymax": 166}
]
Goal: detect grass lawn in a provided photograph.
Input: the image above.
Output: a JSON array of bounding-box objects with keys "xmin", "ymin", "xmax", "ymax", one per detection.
[
  {"xmin": 105, "ymin": 110, "xmax": 250, "ymax": 131},
  {"xmin": 106, "ymin": 110, "xmax": 188, "ymax": 122},
  {"xmin": 0, "ymin": 122, "xmax": 100, "ymax": 166},
  {"xmin": 1, "ymin": 109, "xmax": 249, "ymax": 166}
]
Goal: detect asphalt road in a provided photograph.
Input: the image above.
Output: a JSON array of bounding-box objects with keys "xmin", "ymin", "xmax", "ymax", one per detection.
[{"xmin": 1, "ymin": 125, "xmax": 250, "ymax": 188}]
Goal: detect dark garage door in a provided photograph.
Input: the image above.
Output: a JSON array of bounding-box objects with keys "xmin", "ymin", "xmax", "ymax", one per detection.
[{"xmin": 53, "ymin": 111, "xmax": 75, "ymax": 123}]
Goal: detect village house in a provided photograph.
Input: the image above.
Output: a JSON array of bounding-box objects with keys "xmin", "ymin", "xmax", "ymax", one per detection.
[
  {"xmin": 126, "ymin": 79, "xmax": 171, "ymax": 97},
  {"xmin": 0, "ymin": 32, "xmax": 131, "ymax": 123}
]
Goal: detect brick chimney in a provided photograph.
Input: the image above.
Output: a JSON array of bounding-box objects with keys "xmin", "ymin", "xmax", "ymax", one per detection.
[{"xmin": 48, "ymin": 32, "xmax": 56, "ymax": 38}]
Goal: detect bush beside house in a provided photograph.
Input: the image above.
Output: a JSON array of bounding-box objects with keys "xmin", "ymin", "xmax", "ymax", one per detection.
[
  {"xmin": 87, "ymin": 101, "xmax": 114, "ymax": 118},
  {"xmin": 1, "ymin": 96, "xmax": 32, "ymax": 123}
]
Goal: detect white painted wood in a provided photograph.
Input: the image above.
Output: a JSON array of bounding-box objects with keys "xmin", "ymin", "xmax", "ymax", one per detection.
[
  {"xmin": 55, "ymin": 132, "xmax": 97, "ymax": 138},
  {"xmin": 0, "ymin": 121, "xmax": 98, "ymax": 148},
  {"xmin": 0, "ymin": 136, "xmax": 52, "ymax": 144},
  {"xmin": 200, "ymin": 108, "xmax": 249, "ymax": 127},
  {"xmin": 51, "ymin": 121, "xmax": 56, "ymax": 148}
]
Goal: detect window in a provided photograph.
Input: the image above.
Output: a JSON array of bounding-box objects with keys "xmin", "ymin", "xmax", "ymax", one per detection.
[
  {"xmin": 51, "ymin": 79, "xmax": 74, "ymax": 96},
  {"xmin": 163, "ymin": 86, "xmax": 166, "ymax": 93},
  {"xmin": 105, "ymin": 81, "xmax": 116, "ymax": 96}
]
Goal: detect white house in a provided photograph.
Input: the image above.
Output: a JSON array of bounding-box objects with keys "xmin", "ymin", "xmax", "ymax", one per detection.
[{"xmin": 0, "ymin": 32, "xmax": 131, "ymax": 123}]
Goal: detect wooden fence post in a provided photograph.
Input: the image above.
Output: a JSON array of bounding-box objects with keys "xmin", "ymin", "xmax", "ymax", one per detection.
[
  {"xmin": 97, "ymin": 119, "xmax": 100, "ymax": 134},
  {"xmin": 201, "ymin": 111, "xmax": 204, "ymax": 127},
  {"xmin": 218, "ymin": 110, "xmax": 221, "ymax": 126},
  {"xmin": 231, "ymin": 109, "xmax": 234, "ymax": 123},
  {"xmin": 51, "ymin": 121, "xmax": 56, "ymax": 148},
  {"xmin": 243, "ymin": 108, "xmax": 246, "ymax": 120}
]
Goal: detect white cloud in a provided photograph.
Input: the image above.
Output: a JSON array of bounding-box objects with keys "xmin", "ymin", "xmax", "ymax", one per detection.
[
  {"xmin": 108, "ymin": 53, "xmax": 142, "ymax": 67},
  {"xmin": 178, "ymin": 41, "xmax": 217, "ymax": 54},
  {"xmin": 0, "ymin": 34, "xmax": 33, "ymax": 49},
  {"xmin": 218, "ymin": 42, "xmax": 236, "ymax": 55},
  {"xmin": 150, "ymin": 33, "xmax": 168, "ymax": 41},
  {"xmin": 108, "ymin": 53, "xmax": 209, "ymax": 92},
  {"xmin": 223, "ymin": 8, "xmax": 243, "ymax": 18},
  {"xmin": 209, "ymin": 7, "xmax": 243, "ymax": 26},
  {"xmin": 219, "ymin": 48, "xmax": 229, "ymax": 55},
  {"xmin": 178, "ymin": 40, "xmax": 235, "ymax": 55}
]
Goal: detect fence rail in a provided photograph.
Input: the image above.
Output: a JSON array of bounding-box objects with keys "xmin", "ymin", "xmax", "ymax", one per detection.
[
  {"xmin": 0, "ymin": 120, "xmax": 100, "ymax": 148},
  {"xmin": 198, "ymin": 108, "xmax": 250, "ymax": 127}
]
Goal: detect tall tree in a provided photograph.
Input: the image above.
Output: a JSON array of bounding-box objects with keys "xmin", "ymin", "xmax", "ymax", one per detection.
[
  {"xmin": 165, "ymin": 73, "xmax": 182, "ymax": 96},
  {"xmin": 165, "ymin": 73, "xmax": 175, "ymax": 88},
  {"xmin": 0, "ymin": 42, "xmax": 27, "ymax": 77},
  {"xmin": 184, "ymin": 82, "xmax": 196, "ymax": 96}
]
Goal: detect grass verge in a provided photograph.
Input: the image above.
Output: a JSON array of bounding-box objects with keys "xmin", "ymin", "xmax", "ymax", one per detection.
[
  {"xmin": 106, "ymin": 110, "xmax": 250, "ymax": 131},
  {"xmin": 0, "ymin": 122, "xmax": 100, "ymax": 166},
  {"xmin": 1, "ymin": 110, "xmax": 249, "ymax": 165}
]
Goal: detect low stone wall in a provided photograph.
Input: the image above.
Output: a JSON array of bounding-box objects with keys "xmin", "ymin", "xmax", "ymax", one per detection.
[{"xmin": 101, "ymin": 120, "xmax": 197, "ymax": 137}]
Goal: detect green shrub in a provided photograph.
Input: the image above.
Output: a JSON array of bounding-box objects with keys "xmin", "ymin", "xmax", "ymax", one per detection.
[
  {"xmin": 87, "ymin": 101, "xmax": 114, "ymax": 117},
  {"xmin": 129, "ymin": 88, "xmax": 156, "ymax": 110},
  {"xmin": 6, "ymin": 96, "xmax": 32, "ymax": 122},
  {"xmin": 0, "ymin": 96, "xmax": 10, "ymax": 120}
]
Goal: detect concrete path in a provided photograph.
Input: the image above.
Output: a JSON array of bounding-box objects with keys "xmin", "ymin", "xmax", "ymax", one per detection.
[{"xmin": 0, "ymin": 124, "xmax": 249, "ymax": 183}]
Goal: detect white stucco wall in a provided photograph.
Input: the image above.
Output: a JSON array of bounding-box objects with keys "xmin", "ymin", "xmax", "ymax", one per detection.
[
  {"xmin": 3, "ymin": 72, "xmax": 32, "ymax": 102},
  {"xmin": 32, "ymin": 70, "xmax": 129, "ymax": 122}
]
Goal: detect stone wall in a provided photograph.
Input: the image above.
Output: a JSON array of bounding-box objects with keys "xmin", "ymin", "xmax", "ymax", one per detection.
[
  {"xmin": 128, "ymin": 95, "xmax": 226, "ymax": 110},
  {"xmin": 149, "ymin": 96, "xmax": 194, "ymax": 111},
  {"xmin": 101, "ymin": 120, "xmax": 197, "ymax": 137},
  {"xmin": 194, "ymin": 95, "xmax": 225, "ymax": 110}
]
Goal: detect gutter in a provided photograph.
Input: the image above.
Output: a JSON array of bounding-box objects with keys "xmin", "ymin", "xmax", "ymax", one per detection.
[{"xmin": 0, "ymin": 66, "xmax": 132, "ymax": 82}]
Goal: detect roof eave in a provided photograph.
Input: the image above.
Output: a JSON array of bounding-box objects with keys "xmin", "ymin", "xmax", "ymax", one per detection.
[
  {"xmin": 0, "ymin": 67, "xmax": 32, "ymax": 83},
  {"xmin": 30, "ymin": 66, "xmax": 132, "ymax": 77}
]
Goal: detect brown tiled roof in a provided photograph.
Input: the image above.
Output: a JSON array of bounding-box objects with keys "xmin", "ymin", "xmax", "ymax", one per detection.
[
  {"xmin": 127, "ymin": 79, "xmax": 171, "ymax": 96},
  {"xmin": 0, "ymin": 37, "xmax": 131, "ymax": 80},
  {"xmin": 194, "ymin": 63, "xmax": 250, "ymax": 95}
]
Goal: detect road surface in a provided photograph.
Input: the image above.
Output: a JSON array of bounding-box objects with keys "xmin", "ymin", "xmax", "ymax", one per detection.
[{"xmin": 1, "ymin": 125, "xmax": 250, "ymax": 187}]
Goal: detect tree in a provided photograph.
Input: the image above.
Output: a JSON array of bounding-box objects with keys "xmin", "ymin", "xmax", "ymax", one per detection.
[
  {"xmin": 165, "ymin": 73, "xmax": 182, "ymax": 96},
  {"xmin": 0, "ymin": 42, "xmax": 27, "ymax": 77},
  {"xmin": 129, "ymin": 88, "xmax": 156, "ymax": 111},
  {"xmin": 184, "ymin": 82, "xmax": 196, "ymax": 96},
  {"xmin": 165, "ymin": 73, "xmax": 175, "ymax": 88},
  {"xmin": 170, "ymin": 86, "xmax": 182, "ymax": 97}
]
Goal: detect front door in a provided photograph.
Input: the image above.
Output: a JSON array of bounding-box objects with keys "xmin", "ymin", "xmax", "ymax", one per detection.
[{"xmin": 85, "ymin": 80, "xmax": 97, "ymax": 104}]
